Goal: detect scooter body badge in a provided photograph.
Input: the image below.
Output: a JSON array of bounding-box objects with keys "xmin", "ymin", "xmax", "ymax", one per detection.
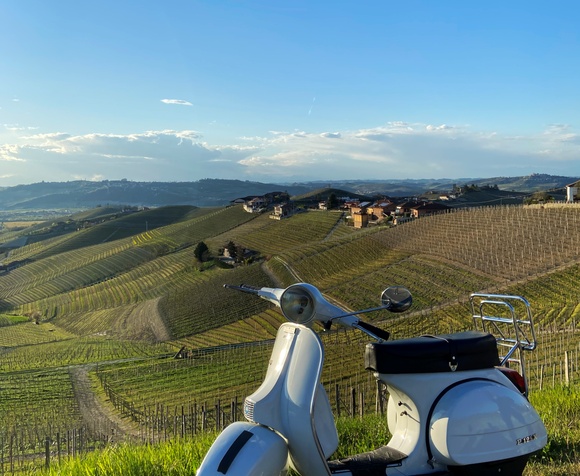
[{"xmin": 516, "ymin": 433, "xmax": 537, "ymax": 445}]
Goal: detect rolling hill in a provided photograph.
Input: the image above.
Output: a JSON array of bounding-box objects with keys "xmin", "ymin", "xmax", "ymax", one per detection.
[
  {"xmin": 0, "ymin": 173, "xmax": 576, "ymax": 214},
  {"xmin": 1, "ymin": 200, "xmax": 580, "ymax": 471}
]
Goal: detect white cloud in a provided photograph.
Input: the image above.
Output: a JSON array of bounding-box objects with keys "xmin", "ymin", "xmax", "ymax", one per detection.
[
  {"xmin": 236, "ymin": 122, "xmax": 580, "ymax": 180},
  {"xmin": 72, "ymin": 174, "xmax": 106, "ymax": 182},
  {"xmin": 426, "ymin": 124, "xmax": 454, "ymax": 131},
  {"xmin": 0, "ymin": 144, "xmax": 27, "ymax": 161},
  {"xmin": 161, "ymin": 99, "xmax": 193, "ymax": 106},
  {"xmin": 0, "ymin": 130, "xmax": 259, "ymax": 184},
  {"xmin": 542, "ymin": 124, "xmax": 580, "ymax": 145},
  {"xmin": 2, "ymin": 121, "xmax": 580, "ymax": 186}
]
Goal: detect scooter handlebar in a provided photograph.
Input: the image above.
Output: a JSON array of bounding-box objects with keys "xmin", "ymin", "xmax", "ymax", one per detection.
[
  {"xmin": 354, "ymin": 320, "xmax": 390, "ymax": 342},
  {"xmin": 224, "ymin": 284, "xmax": 285, "ymax": 306},
  {"xmin": 223, "ymin": 284, "xmax": 261, "ymax": 294}
]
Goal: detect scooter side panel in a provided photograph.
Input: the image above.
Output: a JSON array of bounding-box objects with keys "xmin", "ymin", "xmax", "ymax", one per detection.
[
  {"xmin": 197, "ymin": 421, "xmax": 288, "ymax": 476},
  {"xmin": 429, "ymin": 380, "xmax": 547, "ymax": 466},
  {"xmin": 284, "ymin": 326, "xmax": 334, "ymax": 476},
  {"xmin": 244, "ymin": 323, "xmax": 297, "ymax": 430}
]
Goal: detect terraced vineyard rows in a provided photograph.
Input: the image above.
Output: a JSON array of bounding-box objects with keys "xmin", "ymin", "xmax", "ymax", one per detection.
[
  {"xmin": 10, "ymin": 206, "xmax": 207, "ymax": 261},
  {"xmin": 173, "ymin": 309, "xmax": 284, "ymax": 349},
  {"xmin": 0, "ymin": 337, "xmax": 172, "ymax": 372},
  {"xmin": 137, "ymin": 205, "xmax": 258, "ymax": 250},
  {"xmin": 4, "ymin": 203, "xmax": 580, "ymax": 471},
  {"xmin": 20, "ymin": 247, "xmax": 201, "ymax": 322},
  {"xmin": 206, "ymin": 210, "xmax": 347, "ymax": 255},
  {"xmin": 371, "ymin": 205, "xmax": 580, "ymax": 281},
  {"xmin": 159, "ymin": 263, "xmax": 276, "ymax": 338},
  {"xmin": 0, "ymin": 368, "xmax": 82, "ymax": 433},
  {"xmin": 96, "ymin": 343, "xmax": 274, "ymax": 409},
  {"xmin": 7, "ymin": 206, "xmax": 263, "ymax": 336},
  {"xmin": 0, "ymin": 321, "xmax": 76, "ymax": 347},
  {"xmin": 3, "ymin": 245, "xmax": 153, "ymax": 310}
]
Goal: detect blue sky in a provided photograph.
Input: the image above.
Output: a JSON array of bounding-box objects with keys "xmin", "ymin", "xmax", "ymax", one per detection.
[{"xmin": 1, "ymin": 1, "xmax": 580, "ymax": 186}]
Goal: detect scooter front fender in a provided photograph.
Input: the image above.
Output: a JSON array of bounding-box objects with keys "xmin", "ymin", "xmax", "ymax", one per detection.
[{"xmin": 197, "ymin": 421, "xmax": 289, "ymax": 475}]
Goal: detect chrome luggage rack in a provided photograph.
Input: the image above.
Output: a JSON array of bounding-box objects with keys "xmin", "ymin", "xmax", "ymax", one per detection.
[{"xmin": 469, "ymin": 293, "xmax": 537, "ymax": 395}]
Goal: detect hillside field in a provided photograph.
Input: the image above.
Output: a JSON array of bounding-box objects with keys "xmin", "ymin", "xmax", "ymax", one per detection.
[{"xmin": 1, "ymin": 202, "xmax": 580, "ymax": 473}]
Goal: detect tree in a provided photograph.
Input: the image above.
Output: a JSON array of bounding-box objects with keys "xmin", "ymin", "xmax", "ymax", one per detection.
[
  {"xmin": 226, "ymin": 241, "xmax": 237, "ymax": 259},
  {"xmin": 326, "ymin": 193, "xmax": 339, "ymax": 209},
  {"xmin": 194, "ymin": 241, "xmax": 209, "ymax": 262},
  {"xmin": 235, "ymin": 244, "xmax": 246, "ymax": 263},
  {"xmin": 524, "ymin": 191, "xmax": 554, "ymax": 205}
]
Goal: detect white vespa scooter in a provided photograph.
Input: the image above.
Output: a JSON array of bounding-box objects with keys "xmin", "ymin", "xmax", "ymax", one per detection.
[{"xmin": 197, "ymin": 283, "xmax": 547, "ymax": 476}]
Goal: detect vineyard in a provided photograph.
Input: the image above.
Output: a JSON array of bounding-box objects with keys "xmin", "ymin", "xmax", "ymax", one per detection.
[{"xmin": 2, "ymin": 203, "xmax": 580, "ymax": 472}]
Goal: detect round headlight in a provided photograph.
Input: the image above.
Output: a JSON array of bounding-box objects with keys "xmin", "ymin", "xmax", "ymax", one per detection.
[{"xmin": 280, "ymin": 285, "xmax": 315, "ymax": 324}]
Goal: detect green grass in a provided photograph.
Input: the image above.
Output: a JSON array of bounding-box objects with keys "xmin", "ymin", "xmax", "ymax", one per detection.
[
  {"xmin": 21, "ymin": 386, "xmax": 580, "ymax": 475},
  {"xmin": 28, "ymin": 433, "xmax": 217, "ymax": 475},
  {"xmin": 0, "ymin": 313, "xmax": 29, "ymax": 326}
]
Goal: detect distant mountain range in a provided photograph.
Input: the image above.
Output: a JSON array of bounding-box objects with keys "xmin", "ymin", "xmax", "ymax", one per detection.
[{"xmin": 0, "ymin": 173, "xmax": 576, "ymax": 211}]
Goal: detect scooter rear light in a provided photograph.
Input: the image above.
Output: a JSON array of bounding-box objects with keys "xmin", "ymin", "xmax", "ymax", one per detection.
[{"xmin": 498, "ymin": 367, "xmax": 527, "ymax": 394}]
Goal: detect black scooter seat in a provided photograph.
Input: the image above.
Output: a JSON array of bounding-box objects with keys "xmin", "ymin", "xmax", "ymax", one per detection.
[{"xmin": 365, "ymin": 330, "xmax": 499, "ymax": 374}]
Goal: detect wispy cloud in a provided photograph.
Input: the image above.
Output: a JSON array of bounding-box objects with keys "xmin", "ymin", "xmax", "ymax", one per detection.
[
  {"xmin": 161, "ymin": 99, "xmax": 193, "ymax": 106},
  {"xmin": 3, "ymin": 124, "xmax": 38, "ymax": 132}
]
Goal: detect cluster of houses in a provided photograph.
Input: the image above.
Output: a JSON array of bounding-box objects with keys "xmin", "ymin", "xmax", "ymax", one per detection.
[
  {"xmin": 233, "ymin": 192, "xmax": 451, "ymax": 229},
  {"xmin": 346, "ymin": 199, "xmax": 450, "ymax": 228}
]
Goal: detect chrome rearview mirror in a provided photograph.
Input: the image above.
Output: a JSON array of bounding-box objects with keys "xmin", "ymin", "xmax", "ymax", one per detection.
[{"xmin": 381, "ymin": 286, "xmax": 412, "ymax": 313}]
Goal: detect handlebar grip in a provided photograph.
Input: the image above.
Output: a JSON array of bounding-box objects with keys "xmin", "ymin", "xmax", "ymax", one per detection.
[
  {"xmin": 357, "ymin": 321, "xmax": 390, "ymax": 341},
  {"xmin": 223, "ymin": 284, "xmax": 260, "ymax": 294}
]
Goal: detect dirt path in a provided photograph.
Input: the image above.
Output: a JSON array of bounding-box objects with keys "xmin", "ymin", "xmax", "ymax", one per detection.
[
  {"xmin": 113, "ymin": 297, "xmax": 171, "ymax": 342},
  {"xmin": 65, "ymin": 299, "xmax": 171, "ymax": 443},
  {"xmin": 131, "ymin": 296, "xmax": 171, "ymax": 341},
  {"xmin": 69, "ymin": 364, "xmax": 141, "ymax": 442}
]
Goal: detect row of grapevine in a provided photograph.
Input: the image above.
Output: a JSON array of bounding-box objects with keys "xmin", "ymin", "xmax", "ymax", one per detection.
[
  {"xmin": 370, "ymin": 205, "xmax": 580, "ymax": 281},
  {"xmin": 0, "ymin": 336, "xmax": 173, "ymax": 372},
  {"xmin": 0, "ymin": 322, "xmax": 75, "ymax": 348},
  {"xmin": 173, "ymin": 308, "xmax": 284, "ymax": 349},
  {"xmin": 206, "ymin": 210, "xmax": 348, "ymax": 256},
  {"xmin": 0, "ymin": 368, "xmax": 82, "ymax": 432},
  {"xmin": 158, "ymin": 263, "xmax": 276, "ymax": 338}
]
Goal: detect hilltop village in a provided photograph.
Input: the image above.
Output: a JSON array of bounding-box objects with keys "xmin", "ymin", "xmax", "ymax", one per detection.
[{"xmin": 233, "ymin": 190, "xmax": 451, "ymax": 228}]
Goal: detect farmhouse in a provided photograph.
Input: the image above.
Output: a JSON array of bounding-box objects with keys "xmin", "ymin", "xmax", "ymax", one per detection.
[
  {"xmin": 410, "ymin": 201, "xmax": 451, "ymax": 218},
  {"xmin": 236, "ymin": 191, "xmax": 292, "ymax": 214},
  {"xmin": 270, "ymin": 202, "xmax": 296, "ymax": 220},
  {"xmin": 566, "ymin": 180, "xmax": 580, "ymax": 203},
  {"xmin": 369, "ymin": 201, "xmax": 397, "ymax": 218},
  {"xmin": 349, "ymin": 200, "xmax": 396, "ymax": 228},
  {"xmin": 243, "ymin": 196, "xmax": 267, "ymax": 213}
]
